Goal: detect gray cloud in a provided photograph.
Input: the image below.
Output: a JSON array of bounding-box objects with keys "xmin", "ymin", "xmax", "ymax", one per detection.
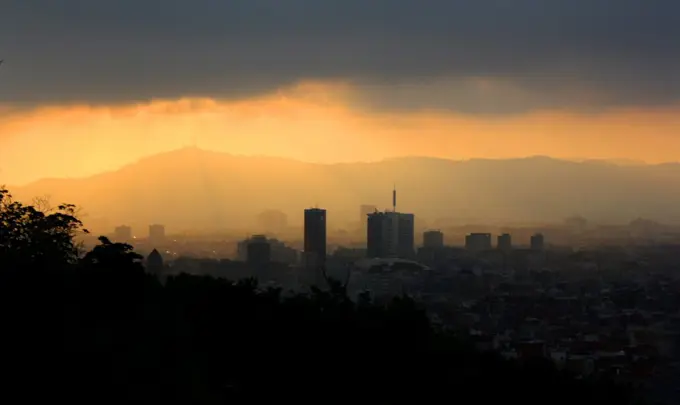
[{"xmin": 1, "ymin": 0, "xmax": 679, "ymax": 114}]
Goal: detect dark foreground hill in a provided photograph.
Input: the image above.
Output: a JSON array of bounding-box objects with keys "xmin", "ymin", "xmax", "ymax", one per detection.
[
  {"xmin": 0, "ymin": 188, "xmax": 636, "ymax": 403},
  {"xmin": 9, "ymin": 148, "xmax": 680, "ymax": 230},
  {"xmin": 1, "ymin": 268, "xmax": 635, "ymax": 404}
]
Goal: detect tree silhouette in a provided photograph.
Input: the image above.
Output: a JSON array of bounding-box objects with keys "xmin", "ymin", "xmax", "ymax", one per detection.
[
  {"xmin": 0, "ymin": 186, "xmax": 87, "ymax": 268},
  {"xmin": 82, "ymin": 236, "xmax": 143, "ymax": 269}
]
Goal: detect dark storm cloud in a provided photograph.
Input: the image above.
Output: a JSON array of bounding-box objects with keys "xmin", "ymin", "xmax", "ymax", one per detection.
[{"xmin": 1, "ymin": 0, "xmax": 679, "ymax": 113}]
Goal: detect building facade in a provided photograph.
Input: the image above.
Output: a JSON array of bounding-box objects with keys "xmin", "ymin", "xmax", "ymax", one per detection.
[
  {"xmin": 497, "ymin": 233, "xmax": 512, "ymax": 251},
  {"xmin": 466, "ymin": 233, "xmax": 492, "ymax": 251},
  {"xmin": 304, "ymin": 208, "xmax": 327, "ymax": 270},
  {"xmin": 367, "ymin": 211, "xmax": 415, "ymax": 259},
  {"xmin": 531, "ymin": 233, "xmax": 545, "ymax": 250},
  {"xmin": 359, "ymin": 204, "xmax": 377, "ymax": 230},
  {"xmin": 247, "ymin": 235, "xmax": 271, "ymax": 266},
  {"xmin": 423, "ymin": 230, "xmax": 444, "ymax": 249}
]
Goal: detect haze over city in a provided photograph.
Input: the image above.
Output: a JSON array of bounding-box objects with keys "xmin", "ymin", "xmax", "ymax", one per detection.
[{"xmin": 4, "ymin": 2, "xmax": 680, "ymax": 404}]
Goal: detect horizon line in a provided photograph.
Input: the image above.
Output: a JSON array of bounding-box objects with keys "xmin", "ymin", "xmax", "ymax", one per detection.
[{"xmin": 4, "ymin": 147, "xmax": 678, "ymax": 188}]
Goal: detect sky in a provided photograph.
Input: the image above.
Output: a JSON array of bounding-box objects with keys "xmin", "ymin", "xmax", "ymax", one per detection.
[{"xmin": 1, "ymin": 0, "xmax": 680, "ymax": 185}]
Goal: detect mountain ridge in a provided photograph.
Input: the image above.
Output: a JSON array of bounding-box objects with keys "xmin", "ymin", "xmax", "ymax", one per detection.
[
  {"xmin": 7, "ymin": 148, "xmax": 680, "ymax": 231},
  {"xmin": 13, "ymin": 149, "xmax": 680, "ymax": 189}
]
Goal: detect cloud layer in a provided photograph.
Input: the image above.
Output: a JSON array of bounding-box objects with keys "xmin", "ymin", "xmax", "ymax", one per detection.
[
  {"xmin": 2, "ymin": 82, "xmax": 680, "ymax": 185},
  {"xmin": 1, "ymin": 0, "xmax": 680, "ymax": 113}
]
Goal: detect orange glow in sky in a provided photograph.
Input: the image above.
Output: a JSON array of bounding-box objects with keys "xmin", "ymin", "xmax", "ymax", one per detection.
[{"xmin": 1, "ymin": 80, "xmax": 680, "ymax": 185}]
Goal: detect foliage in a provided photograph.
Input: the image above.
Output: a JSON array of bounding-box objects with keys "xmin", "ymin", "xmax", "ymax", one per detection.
[
  {"xmin": 0, "ymin": 186, "xmax": 86, "ymax": 267},
  {"xmin": 82, "ymin": 236, "xmax": 143, "ymax": 268}
]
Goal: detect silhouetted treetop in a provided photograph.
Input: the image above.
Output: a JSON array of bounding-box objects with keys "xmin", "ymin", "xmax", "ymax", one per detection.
[
  {"xmin": 82, "ymin": 236, "xmax": 143, "ymax": 269},
  {"xmin": 0, "ymin": 187, "xmax": 86, "ymax": 268}
]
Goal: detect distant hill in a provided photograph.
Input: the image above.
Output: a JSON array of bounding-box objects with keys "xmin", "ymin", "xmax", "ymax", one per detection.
[
  {"xmin": 568, "ymin": 158, "xmax": 650, "ymax": 167},
  {"xmin": 9, "ymin": 148, "xmax": 680, "ymax": 232}
]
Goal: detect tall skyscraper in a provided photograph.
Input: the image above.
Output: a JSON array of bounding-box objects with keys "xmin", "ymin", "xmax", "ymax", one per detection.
[
  {"xmin": 366, "ymin": 211, "xmax": 415, "ymax": 259},
  {"xmin": 149, "ymin": 224, "xmax": 166, "ymax": 245},
  {"xmin": 530, "ymin": 233, "xmax": 545, "ymax": 250},
  {"xmin": 397, "ymin": 213, "xmax": 415, "ymax": 258},
  {"xmin": 304, "ymin": 208, "xmax": 327, "ymax": 270},
  {"xmin": 367, "ymin": 212, "xmax": 391, "ymax": 258},
  {"xmin": 366, "ymin": 188, "xmax": 414, "ymax": 259}
]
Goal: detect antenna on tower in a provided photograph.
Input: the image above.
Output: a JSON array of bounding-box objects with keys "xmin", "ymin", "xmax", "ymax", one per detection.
[{"xmin": 392, "ymin": 184, "xmax": 397, "ymax": 212}]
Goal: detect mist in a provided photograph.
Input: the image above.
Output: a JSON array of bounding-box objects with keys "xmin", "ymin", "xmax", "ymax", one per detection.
[{"xmin": 6, "ymin": 148, "xmax": 680, "ymax": 236}]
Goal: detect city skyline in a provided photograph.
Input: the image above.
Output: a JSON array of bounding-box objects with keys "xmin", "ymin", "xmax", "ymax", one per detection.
[{"xmin": 2, "ymin": 3, "xmax": 679, "ymax": 402}]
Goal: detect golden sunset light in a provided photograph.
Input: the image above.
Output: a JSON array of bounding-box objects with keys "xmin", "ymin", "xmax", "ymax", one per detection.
[
  {"xmin": 3, "ymin": 80, "xmax": 680, "ymax": 185},
  {"xmin": 4, "ymin": 3, "xmax": 680, "ymax": 401}
]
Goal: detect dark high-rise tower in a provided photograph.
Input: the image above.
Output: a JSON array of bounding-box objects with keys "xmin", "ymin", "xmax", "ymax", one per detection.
[
  {"xmin": 367, "ymin": 212, "xmax": 388, "ymax": 258},
  {"xmin": 530, "ymin": 233, "xmax": 545, "ymax": 251},
  {"xmin": 304, "ymin": 208, "xmax": 327, "ymax": 270},
  {"xmin": 497, "ymin": 233, "xmax": 512, "ymax": 251},
  {"xmin": 397, "ymin": 213, "xmax": 415, "ymax": 259},
  {"xmin": 366, "ymin": 188, "xmax": 415, "ymax": 259}
]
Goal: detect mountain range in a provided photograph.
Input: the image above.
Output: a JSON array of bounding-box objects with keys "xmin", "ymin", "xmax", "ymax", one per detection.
[{"xmin": 7, "ymin": 148, "xmax": 680, "ymax": 232}]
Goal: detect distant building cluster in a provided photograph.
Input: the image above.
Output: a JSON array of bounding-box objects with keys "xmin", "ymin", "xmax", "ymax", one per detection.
[
  {"xmin": 108, "ymin": 187, "xmax": 550, "ymax": 287},
  {"xmin": 103, "ymin": 187, "xmax": 680, "ymax": 397},
  {"xmin": 113, "ymin": 224, "xmax": 166, "ymax": 244},
  {"xmin": 237, "ymin": 235, "xmax": 298, "ymax": 266},
  {"xmin": 462, "ymin": 232, "xmax": 544, "ymax": 252},
  {"xmin": 113, "ymin": 224, "xmax": 168, "ymax": 274}
]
